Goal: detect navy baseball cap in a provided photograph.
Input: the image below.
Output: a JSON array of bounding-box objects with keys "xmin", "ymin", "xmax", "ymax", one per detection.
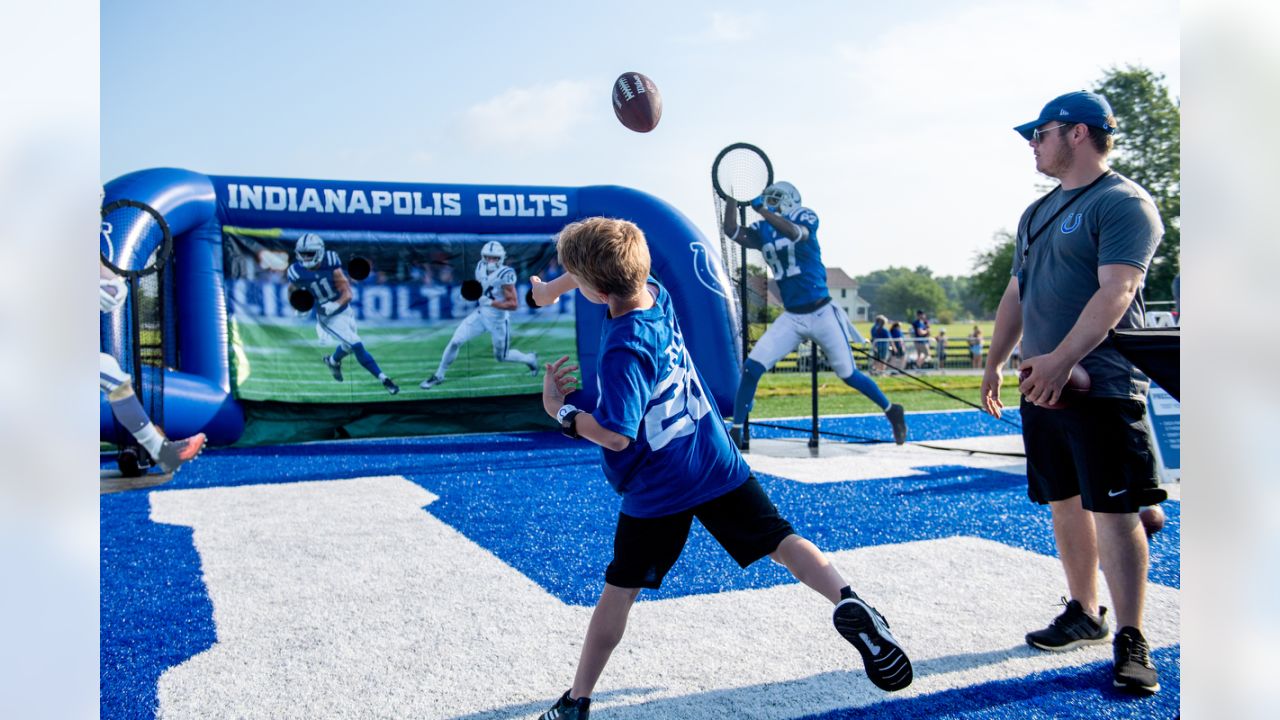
[{"xmin": 1014, "ymin": 91, "xmax": 1116, "ymax": 140}]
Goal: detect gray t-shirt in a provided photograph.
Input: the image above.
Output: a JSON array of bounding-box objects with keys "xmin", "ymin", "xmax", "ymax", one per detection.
[{"xmin": 1010, "ymin": 172, "xmax": 1163, "ymax": 399}]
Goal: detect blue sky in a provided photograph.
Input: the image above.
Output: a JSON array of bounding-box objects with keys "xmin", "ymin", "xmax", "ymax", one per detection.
[{"xmin": 102, "ymin": 0, "xmax": 1179, "ymax": 277}]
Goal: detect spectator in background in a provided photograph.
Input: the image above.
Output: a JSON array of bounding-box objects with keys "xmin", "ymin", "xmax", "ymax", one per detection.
[
  {"xmin": 936, "ymin": 330, "xmax": 948, "ymax": 373},
  {"xmin": 889, "ymin": 321, "xmax": 907, "ymax": 371},
  {"xmin": 911, "ymin": 310, "xmax": 932, "ymax": 368},
  {"xmin": 969, "ymin": 326, "xmax": 984, "ymax": 369},
  {"xmin": 870, "ymin": 315, "xmax": 891, "ymax": 375}
]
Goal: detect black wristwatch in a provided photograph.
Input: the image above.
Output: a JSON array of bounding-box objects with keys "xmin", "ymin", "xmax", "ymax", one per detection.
[{"xmin": 556, "ymin": 404, "xmax": 583, "ymax": 439}]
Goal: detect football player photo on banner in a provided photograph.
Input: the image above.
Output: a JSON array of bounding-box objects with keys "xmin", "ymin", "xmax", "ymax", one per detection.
[{"xmin": 223, "ymin": 228, "xmax": 575, "ymax": 403}]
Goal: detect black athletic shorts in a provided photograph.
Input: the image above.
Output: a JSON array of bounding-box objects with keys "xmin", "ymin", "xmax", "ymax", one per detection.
[
  {"xmin": 604, "ymin": 475, "xmax": 795, "ymax": 590},
  {"xmin": 1021, "ymin": 396, "xmax": 1159, "ymax": 513}
]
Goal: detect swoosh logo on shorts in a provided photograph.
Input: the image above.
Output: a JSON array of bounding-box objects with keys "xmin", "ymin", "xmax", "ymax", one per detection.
[{"xmin": 1108, "ymin": 489, "xmax": 1127, "ymax": 497}]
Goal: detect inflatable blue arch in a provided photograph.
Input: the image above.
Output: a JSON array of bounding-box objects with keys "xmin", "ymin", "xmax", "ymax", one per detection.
[{"xmin": 101, "ymin": 169, "xmax": 741, "ymax": 445}]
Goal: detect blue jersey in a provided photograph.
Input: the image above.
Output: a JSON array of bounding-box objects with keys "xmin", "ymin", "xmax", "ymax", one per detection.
[
  {"xmin": 748, "ymin": 207, "xmax": 827, "ymax": 311},
  {"xmin": 594, "ymin": 281, "xmax": 750, "ymax": 518},
  {"xmin": 287, "ymin": 251, "xmax": 345, "ymax": 306}
]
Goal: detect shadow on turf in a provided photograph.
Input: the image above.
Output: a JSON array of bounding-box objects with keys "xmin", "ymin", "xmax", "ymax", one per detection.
[{"xmin": 448, "ymin": 645, "xmax": 1177, "ymax": 720}]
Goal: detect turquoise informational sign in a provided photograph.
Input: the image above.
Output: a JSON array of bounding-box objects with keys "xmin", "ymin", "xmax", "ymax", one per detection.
[{"xmin": 1147, "ymin": 384, "xmax": 1180, "ymax": 483}]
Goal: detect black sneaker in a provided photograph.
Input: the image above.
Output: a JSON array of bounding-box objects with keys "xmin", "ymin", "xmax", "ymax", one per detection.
[
  {"xmin": 323, "ymin": 354, "xmax": 343, "ymax": 382},
  {"xmin": 1113, "ymin": 626, "xmax": 1160, "ymax": 695},
  {"xmin": 419, "ymin": 374, "xmax": 444, "ymax": 390},
  {"xmin": 539, "ymin": 689, "xmax": 590, "ymax": 720},
  {"xmin": 885, "ymin": 403, "xmax": 907, "ymax": 445},
  {"xmin": 382, "ymin": 377, "xmax": 400, "ymax": 395},
  {"xmin": 833, "ymin": 591, "xmax": 913, "ymax": 692},
  {"xmin": 1026, "ymin": 597, "xmax": 1110, "ymax": 651}
]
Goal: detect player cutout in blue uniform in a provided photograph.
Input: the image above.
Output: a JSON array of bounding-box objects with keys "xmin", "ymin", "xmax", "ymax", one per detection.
[
  {"xmin": 287, "ymin": 233, "xmax": 399, "ymax": 395},
  {"xmin": 723, "ymin": 182, "xmax": 907, "ymax": 446},
  {"xmin": 100, "ymin": 261, "xmax": 205, "ymax": 474},
  {"xmin": 530, "ymin": 217, "xmax": 912, "ymax": 719},
  {"xmin": 420, "ymin": 240, "xmax": 539, "ymax": 390}
]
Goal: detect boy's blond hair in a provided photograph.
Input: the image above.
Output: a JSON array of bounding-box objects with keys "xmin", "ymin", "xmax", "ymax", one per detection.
[{"xmin": 556, "ymin": 217, "xmax": 651, "ymax": 297}]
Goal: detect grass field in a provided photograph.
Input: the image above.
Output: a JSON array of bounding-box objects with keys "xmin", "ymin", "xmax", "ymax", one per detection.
[
  {"xmin": 230, "ymin": 316, "xmax": 577, "ymax": 403},
  {"xmin": 751, "ymin": 369, "xmax": 1020, "ymax": 417}
]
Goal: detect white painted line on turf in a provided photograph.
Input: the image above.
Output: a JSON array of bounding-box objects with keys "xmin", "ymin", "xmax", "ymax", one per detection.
[
  {"xmin": 743, "ymin": 435, "xmax": 1026, "ymax": 483},
  {"xmin": 148, "ymin": 476, "xmax": 1178, "ymax": 719}
]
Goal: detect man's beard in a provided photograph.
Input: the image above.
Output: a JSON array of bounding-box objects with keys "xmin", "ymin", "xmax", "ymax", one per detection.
[{"xmin": 1040, "ymin": 141, "xmax": 1074, "ymax": 179}]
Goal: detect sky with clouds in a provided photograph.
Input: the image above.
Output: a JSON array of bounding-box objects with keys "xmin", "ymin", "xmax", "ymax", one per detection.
[{"xmin": 102, "ymin": 0, "xmax": 1179, "ymax": 277}]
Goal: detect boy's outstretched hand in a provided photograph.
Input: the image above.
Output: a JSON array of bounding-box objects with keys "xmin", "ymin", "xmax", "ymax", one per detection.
[{"xmin": 542, "ymin": 355, "xmax": 580, "ymax": 417}]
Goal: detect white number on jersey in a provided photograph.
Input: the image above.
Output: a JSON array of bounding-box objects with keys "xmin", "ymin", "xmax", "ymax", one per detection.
[
  {"xmin": 762, "ymin": 238, "xmax": 801, "ymax": 278},
  {"xmin": 643, "ymin": 343, "xmax": 713, "ymax": 451},
  {"xmin": 306, "ymin": 276, "xmax": 338, "ymax": 303}
]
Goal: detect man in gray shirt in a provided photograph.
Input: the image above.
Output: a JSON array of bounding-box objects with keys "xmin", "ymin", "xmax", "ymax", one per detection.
[{"xmin": 979, "ymin": 91, "xmax": 1164, "ymax": 696}]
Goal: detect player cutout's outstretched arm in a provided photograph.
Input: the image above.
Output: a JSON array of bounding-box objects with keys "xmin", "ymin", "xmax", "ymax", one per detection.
[
  {"xmin": 100, "ymin": 260, "xmax": 127, "ymax": 313},
  {"xmin": 752, "ymin": 201, "xmax": 810, "ymax": 243},
  {"xmin": 321, "ymin": 268, "xmax": 353, "ymax": 315},
  {"xmin": 491, "ymin": 283, "xmax": 519, "ymax": 311},
  {"xmin": 543, "ymin": 355, "xmax": 630, "ymax": 451},
  {"xmin": 722, "ymin": 207, "xmax": 764, "ymax": 250},
  {"xmin": 529, "ymin": 272, "xmax": 579, "ymax": 307}
]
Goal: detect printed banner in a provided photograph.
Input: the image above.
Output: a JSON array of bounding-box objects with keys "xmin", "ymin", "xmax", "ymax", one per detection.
[
  {"xmin": 1147, "ymin": 383, "xmax": 1180, "ymax": 483},
  {"xmin": 224, "ymin": 228, "xmax": 575, "ymax": 403}
]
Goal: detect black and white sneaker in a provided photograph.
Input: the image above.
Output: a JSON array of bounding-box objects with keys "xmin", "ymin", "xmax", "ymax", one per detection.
[
  {"xmin": 833, "ymin": 589, "xmax": 913, "ymax": 692},
  {"xmin": 885, "ymin": 403, "xmax": 907, "ymax": 445},
  {"xmin": 539, "ymin": 689, "xmax": 590, "ymax": 720},
  {"xmin": 382, "ymin": 377, "xmax": 400, "ymax": 395},
  {"xmin": 728, "ymin": 424, "xmax": 748, "ymax": 451},
  {"xmin": 323, "ymin": 354, "xmax": 343, "ymax": 382},
  {"xmin": 527, "ymin": 352, "xmax": 540, "ymax": 376},
  {"xmin": 1026, "ymin": 597, "xmax": 1110, "ymax": 651},
  {"xmin": 419, "ymin": 374, "xmax": 444, "ymax": 390},
  {"xmin": 1113, "ymin": 626, "xmax": 1160, "ymax": 695}
]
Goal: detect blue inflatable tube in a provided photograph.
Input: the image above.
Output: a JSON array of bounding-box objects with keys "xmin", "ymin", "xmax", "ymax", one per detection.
[{"xmin": 100, "ymin": 170, "xmax": 741, "ymax": 445}]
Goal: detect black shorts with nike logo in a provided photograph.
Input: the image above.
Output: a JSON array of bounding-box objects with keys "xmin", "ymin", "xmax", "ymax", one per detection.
[{"xmin": 1020, "ymin": 396, "xmax": 1160, "ymax": 513}]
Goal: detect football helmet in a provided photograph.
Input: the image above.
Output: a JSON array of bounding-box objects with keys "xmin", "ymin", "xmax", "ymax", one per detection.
[
  {"xmin": 761, "ymin": 182, "xmax": 801, "ymax": 215},
  {"xmin": 295, "ymin": 232, "xmax": 325, "ymax": 269},
  {"xmin": 481, "ymin": 240, "xmax": 506, "ymax": 273}
]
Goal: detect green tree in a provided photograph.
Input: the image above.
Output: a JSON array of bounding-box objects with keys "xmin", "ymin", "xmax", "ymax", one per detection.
[
  {"xmin": 935, "ymin": 274, "xmax": 982, "ymax": 320},
  {"xmin": 969, "ymin": 230, "xmax": 1016, "ymax": 315},
  {"xmin": 876, "ymin": 273, "xmax": 949, "ymax": 320},
  {"xmin": 1093, "ymin": 66, "xmax": 1180, "ymax": 300}
]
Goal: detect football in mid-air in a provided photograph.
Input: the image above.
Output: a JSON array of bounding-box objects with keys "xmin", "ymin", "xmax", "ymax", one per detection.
[
  {"xmin": 1020, "ymin": 364, "xmax": 1091, "ymax": 409},
  {"xmin": 612, "ymin": 72, "xmax": 662, "ymax": 133}
]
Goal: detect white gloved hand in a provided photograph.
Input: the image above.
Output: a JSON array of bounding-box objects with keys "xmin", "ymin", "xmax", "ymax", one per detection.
[
  {"xmin": 320, "ymin": 300, "xmax": 343, "ymax": 315},
  {"xmin": 100, "ymin": 276, "xmax": 128, "ymax": 313}
]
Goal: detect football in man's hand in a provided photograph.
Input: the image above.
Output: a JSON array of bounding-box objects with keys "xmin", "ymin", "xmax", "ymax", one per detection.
[
  {"xmin": 612, "ymin": 72, "xmax": 662, "ymax": 133},
  {"xmin": 1020, "ymin": 364, "xmax": 1091, "ymax": 409},
  {"xmin": 1139, "ymin": 505, "xmax": 1166, "ymax": 537}
]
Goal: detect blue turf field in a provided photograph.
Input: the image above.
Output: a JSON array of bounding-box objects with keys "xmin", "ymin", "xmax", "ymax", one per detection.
[{"xmin": 101, "ymin": 410, "xmax": 1179, "ymax": 719}]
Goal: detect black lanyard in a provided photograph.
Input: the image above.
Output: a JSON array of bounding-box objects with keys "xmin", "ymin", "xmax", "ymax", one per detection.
[
  {"xmin": 1017, "ymin": 170, "xmax": 1112, "ymax": 299},
  {"xmin": 1020, "ymin": 170, "xmax": 1113, "ymax": 263}
]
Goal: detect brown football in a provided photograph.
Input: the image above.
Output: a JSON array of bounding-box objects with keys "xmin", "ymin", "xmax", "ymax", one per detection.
[
  {"xmin": 1139, "ymin": 505, "xmax": 1166, "ymax": 536},
  {"xmin": 1020, "ymin": 364, "xmax": 1091, "ymax": 409},
  {"xmin": 612, "ymin": 72, "xmax": 662, "ymax": 133}
]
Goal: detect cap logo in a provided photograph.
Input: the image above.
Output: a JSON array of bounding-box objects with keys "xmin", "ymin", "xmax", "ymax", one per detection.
[{"xmin": 1059, "ymin": 109, "xmax": 1070, "ymax": 116}]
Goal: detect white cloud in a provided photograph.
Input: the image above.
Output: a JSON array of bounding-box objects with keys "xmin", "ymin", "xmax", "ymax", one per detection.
[{"xmin": 462, "ymin": 80, "xmax": 592, "ymax": 152}]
